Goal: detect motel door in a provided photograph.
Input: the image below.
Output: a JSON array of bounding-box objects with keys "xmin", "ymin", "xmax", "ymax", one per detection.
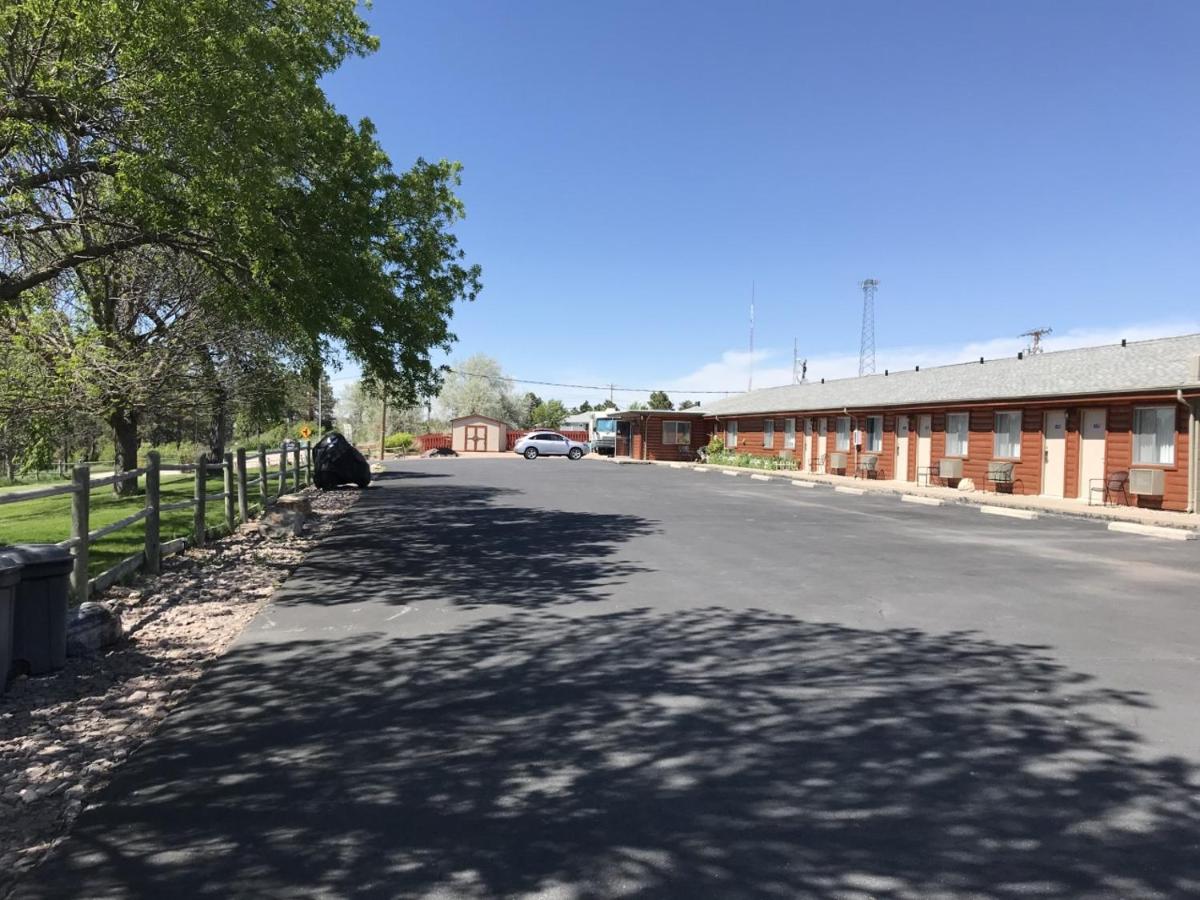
[
  {"xmin": 895, "ymin": 416, "xmax": 910, "ymax": 482},
  {"xmin": 1042, "ymin": 410, "xmax": 1068, "ymax": 498},
  {"xmin": 1078, "ymin": 409, "xmax": 1106, "ymax": 500},
  {"xmin": 802, "ymin": 419, "xmax": 813, "ymax": 473},
  {"xmin": 466, "ymin": 425, "xmax": 488, "ymax": 452},
  {"xmin": 916, "ymin": 415, "xmax": 932, "ymax": 471},
  {"xmin": 816, "ymin": 418, "xmax": 827, "ymax": 470},
  {"xmin": 615, "ymin": 420, "xmax": 633, "ymax": 458}
]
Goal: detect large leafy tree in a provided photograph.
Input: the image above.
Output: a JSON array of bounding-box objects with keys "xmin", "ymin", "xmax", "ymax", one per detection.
[
  {"xmin": 436, "ymin": 354, "xmax": 517, "ymax": 423},
  {"xmin": 648, "ymin": 391, "xmax": 673, "ymax": 410},
  {"xmin": 1, "ymin": 0, "xmax": 481, "ymax": 481}
]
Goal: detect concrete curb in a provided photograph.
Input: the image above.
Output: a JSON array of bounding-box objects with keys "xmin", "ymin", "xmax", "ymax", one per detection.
[
  {"xmin": 750, "ymin": 474, "xmax": 772, "ymax": 482},
  {"xmin": 722, "ymin": 470, "xmax": 739, "ymax": 477},
  {"xmin": 1108, "ymin": 522, "xmax": 1198, "ymax": 541},
  {"xmin": 835, "ymin": 486, "xmax": 865, "ymax": 496},
  {"xmin": 981, "ymin": 505, "xmax": 1039, "ymax": 520},
  {"xmin": 692, "ymin": 467, "xmax": 709, "ymax": 473},
  {"xmin": 901, "ymin": 495, "xmax": 944, "ymax": 507},
  {"xmin": 792, "ymin": 481, "xmax": 816, "ymax": 488}
]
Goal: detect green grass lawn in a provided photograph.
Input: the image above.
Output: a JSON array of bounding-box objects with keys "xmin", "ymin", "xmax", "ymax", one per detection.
[{"xmin": 0, "ymin": 472, "xmax": 271, "ymax": 578}]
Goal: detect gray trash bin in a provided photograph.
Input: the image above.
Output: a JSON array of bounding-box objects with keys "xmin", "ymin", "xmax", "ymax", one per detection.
[
  {"xmin": 10, "ymin": 544, "xmax": 73, "ymax": 676},
  {"xmin": 0, "ymin": 551, "xmax": 24, "ymax": 691}
]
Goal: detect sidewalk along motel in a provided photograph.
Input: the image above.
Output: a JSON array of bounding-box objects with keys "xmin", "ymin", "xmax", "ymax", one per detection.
[{"xmin": 648, "ymin": 335, "xmax": 1200, "ymax": 513}]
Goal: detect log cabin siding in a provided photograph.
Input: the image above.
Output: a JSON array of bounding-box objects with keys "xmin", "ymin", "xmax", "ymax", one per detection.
[{"xmin": 703, "ymin": 393, "xmax": 1193, "ymax": 512}]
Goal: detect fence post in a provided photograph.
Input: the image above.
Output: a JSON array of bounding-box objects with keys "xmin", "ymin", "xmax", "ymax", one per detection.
[
  {"xmin": 70, "ymin": 464, "xmax": 90, "ymax": 603},
  {"xmin": 236, "ymin": 448, "xmax": 249, "ymax": 523},
  {"xmin": 145, "ymin": 451, "xmax": 161, "ymax": 575},
  {"xmin": 193, "ymin": 453, "xmax": 207, "ymax": 547},
  {"xmin": 278, "ymin": 444, "xmax": 288, "ymax": 498},
  {"xmin": 258, "ymin": 445, "xmax": 269, "ymax": 507},
  {"xmin": 292, "ymin": 444, "xmax": 301, "ymax": 491},
  {"xmin": 305, "ymin": 440, "xmax": 313, "ymax": 485},
  {"xmin": 223, "ymin": 451, "xmax": 235, "ymax": 533}
]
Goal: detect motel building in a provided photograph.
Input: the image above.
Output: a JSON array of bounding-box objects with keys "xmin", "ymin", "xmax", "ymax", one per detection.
[{"xmin": 611, "ymin": 334, "xmax": 1200, "ymax": 514}]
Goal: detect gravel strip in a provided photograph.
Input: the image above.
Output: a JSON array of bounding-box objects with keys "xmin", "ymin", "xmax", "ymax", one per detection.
[{"xmin": 0, "ymin": 485, "xmax": 362, "ymax": 895}]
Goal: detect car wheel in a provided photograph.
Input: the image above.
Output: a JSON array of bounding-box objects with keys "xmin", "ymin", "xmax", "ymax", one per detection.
[
  {"xmin": 568, "ymin": 447, "xmax": 583, "ymax": 460},
  {"xmin": 524, "ymin": 447, "xmax": 538, "ymax": 460}
]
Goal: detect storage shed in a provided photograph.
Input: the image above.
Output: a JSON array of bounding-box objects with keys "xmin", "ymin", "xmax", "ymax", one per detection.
[{"xmin": 450, "ymin": 415, "xmax": 510, "ymax": 453}]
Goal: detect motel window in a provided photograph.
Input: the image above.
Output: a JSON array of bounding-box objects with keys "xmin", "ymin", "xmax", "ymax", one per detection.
[
  {"xmin": 993, "ymin": 411, "xmax": 1022, "ymax": 459},
  {"xmin": 865, "ymin": 416, "xmax": 883, "ymax": 453},
  {"xmin": 945, "ymin": 413, "xmax": 969, "ymax": 457},
  {"xmin": 725, "ymin": 420, "xmax": 738, "ymax": 450},
  {"xmin": 763, "ymin": 418, "xmax": 775, "ymax": 448},
  {"xmin": 1133, "ymin": 407, "xmax": 1175, "ymax": 465},
  {"xmin": 662, "ymin": 420, "xmax": 691, "ymax": 446},
  {"xmin": 784, "ymin": 418, "xmax": 796, "ymax": 449},
  {"xmin": 835, "ymin": 417, "xmax": 851, "ymax": 451}
]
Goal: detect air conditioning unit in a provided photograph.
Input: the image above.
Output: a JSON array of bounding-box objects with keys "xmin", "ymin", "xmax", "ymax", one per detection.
[
  {"xmin": 987, "ymin": 461, "xmax": 1014, "ymax": 482},
  {"xmin": 939, "ymin": 458, "xmax": 963, "ymax": 479},
  {"xmin": 1129, "ymin": 468, "xmax": 1165, "ymax": 496},
  {"xmin": 828, "ymin": 452, "xmax": 847, "ymax": 470}
]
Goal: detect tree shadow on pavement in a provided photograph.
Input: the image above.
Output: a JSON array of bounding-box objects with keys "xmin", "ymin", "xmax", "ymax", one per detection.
[
  {"xmin": 280, "ymin": 482, "xmax": 659, "ymax": 609},
  {"xmin": 16, "ymin": 607, "xmax": 1200, "ymax": 899}
]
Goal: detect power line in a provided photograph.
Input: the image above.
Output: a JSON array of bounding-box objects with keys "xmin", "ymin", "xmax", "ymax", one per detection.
[{"xmin": 445, "ymin": 368, "xmax": 740, "ymax": 395}]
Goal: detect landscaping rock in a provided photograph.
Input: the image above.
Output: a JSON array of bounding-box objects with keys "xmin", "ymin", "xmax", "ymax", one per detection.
[
  {"xmin": 276, "ymin": 493, "xmax": 312, "ymax": 516},
  {"xmin": 958, "ymin": 478, "xmax": 976, "ymax": 491},
  {"xmin": 66, "ymin": 603, "xmax": 124, "ymax": 657},
  {"xmin": 258, "ymin": 508, "xmax": 304, "ymax": 540}
]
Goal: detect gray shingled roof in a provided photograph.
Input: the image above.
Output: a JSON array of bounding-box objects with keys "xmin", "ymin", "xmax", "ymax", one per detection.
[{"xmin": 699, "ymin": 334, "xmax": 1200, "ymax": 416}]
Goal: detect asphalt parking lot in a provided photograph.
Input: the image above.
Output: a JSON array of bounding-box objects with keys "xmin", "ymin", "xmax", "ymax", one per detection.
[{"xmin": 18, "ymin": 458, "xmax": 1200, "ymax": 899}]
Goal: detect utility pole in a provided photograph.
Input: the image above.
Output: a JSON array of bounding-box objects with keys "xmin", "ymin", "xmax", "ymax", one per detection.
[{"xmin": 858, "ymin": 279, "xmax": 878, "ymax": 377}]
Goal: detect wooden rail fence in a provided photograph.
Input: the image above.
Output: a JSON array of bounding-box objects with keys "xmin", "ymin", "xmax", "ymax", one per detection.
[{"xmin": 0, "ymin": 442, "xmax": 316, "ymax": 602}]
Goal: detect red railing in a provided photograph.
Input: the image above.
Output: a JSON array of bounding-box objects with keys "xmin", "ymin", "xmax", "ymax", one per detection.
[
  {"xmin": 505, "ymin": 429, "xmax": 590, "ymax": 451},
  {"xmin": 417, "ymin": 433, "xmax": 453, "ymax": 450}
]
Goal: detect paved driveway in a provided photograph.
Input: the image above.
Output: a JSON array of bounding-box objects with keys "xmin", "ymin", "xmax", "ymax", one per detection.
[{"xmin": 16, "ymin": 460, "xmax": 1200, "ymax": 899}]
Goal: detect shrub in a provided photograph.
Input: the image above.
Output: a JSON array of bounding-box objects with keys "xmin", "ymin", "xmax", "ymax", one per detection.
[{"xmin": 385, "ymin": 432, "xmax": 416, "ymax": 455}]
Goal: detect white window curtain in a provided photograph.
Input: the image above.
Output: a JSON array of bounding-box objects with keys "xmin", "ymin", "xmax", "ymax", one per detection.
[
  {"xmin": 866, "ymin": 416, "xmax": 883, "ymax": 453},
  {"xmin": 763, "ymin": 419, "xmax": 775, "ymax": 449},
  {"xmin": 784, "ymin": 418, "xmax": 796, "ymax": 449},
  {"xmin": 945, "ymin": 413, "xmax": 969, "ymax": 456},
  {"xmin": 993, "ymin": 411, "xmax": 1022, "ymax": 459},
  {"xmin": 1134, "ymin": 407, "xmax": 1175, "ymax": 465},
  {"xmin": 726, "ymin": 420, "xmax": 738, "ymax": 450},
  {"xmin": 836, "ymin": 417, "xmax": 851, "ymax": 451}
]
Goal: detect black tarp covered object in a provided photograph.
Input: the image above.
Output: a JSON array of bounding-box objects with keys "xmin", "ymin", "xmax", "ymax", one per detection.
[{"xmin": 313, "ymin": 432, "xmax": 372, "ymax": 490}]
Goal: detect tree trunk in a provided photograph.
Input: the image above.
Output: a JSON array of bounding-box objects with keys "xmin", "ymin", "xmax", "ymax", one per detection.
[{"xmin": 109, "ymin": 407, "xmax": 140, "ymax": 497}]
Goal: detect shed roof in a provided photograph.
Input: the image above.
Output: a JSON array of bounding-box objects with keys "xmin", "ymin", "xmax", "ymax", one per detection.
[
  {"xmin": 699, "ymin": 333, "xmax": 1200, "ymax": 416},
  {"xmin": 450, "ymin": 414, "xmax": 511, "ymax": 427}
]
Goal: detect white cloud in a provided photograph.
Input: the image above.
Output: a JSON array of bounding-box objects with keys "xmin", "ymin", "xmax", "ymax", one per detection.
[{"xmin": 662, "ymin": 319, "xmax": 1200, "ymax": 396}]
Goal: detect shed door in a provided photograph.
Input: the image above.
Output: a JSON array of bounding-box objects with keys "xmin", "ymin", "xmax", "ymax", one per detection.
[
  {"xmin": 466, "ymin": 424, "xmax": 488, "ymax": 452},
  {"xmin": 1042, "ymin": 410, "xmax": 1067, "ymax": 498},
  {"xmin": 917, "ymin": 415, "xmax": 932, "ymax": 470},
  {"xmin": 1078, "ymin": 408, "xmax": 1106, "ymax": 500},
  {"xmin": 895, "ymin": 416, "xmax": 910, "ymax": 482}
]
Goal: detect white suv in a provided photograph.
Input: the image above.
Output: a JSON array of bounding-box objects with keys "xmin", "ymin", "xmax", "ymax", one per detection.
[{"xmin": 514, "ymin": 432, "xmax": 589, "ymax": 460}]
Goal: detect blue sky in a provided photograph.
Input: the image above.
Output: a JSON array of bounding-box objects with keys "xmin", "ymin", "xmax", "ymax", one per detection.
[{"xmin": 323, "ymin": 0, "xmax": 1200, "ymax": 408}]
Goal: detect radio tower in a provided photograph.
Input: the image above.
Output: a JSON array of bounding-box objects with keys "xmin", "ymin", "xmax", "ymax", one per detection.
[{"xmin": 858, "ymin": 279, "xmax": 878, "ymax": 376}]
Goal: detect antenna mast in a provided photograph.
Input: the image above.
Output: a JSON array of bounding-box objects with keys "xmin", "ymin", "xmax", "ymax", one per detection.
[
  {"xmin": 1020, "ymin": 327, "xmax": 1053, "ymax": 355},
  {"xmin": 748, "ymin": 281, "xmax": 755, "ymax": 392},
  {"xmin": 858, "ymin": 279, "xmax": 878, "ymax": 376}
]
